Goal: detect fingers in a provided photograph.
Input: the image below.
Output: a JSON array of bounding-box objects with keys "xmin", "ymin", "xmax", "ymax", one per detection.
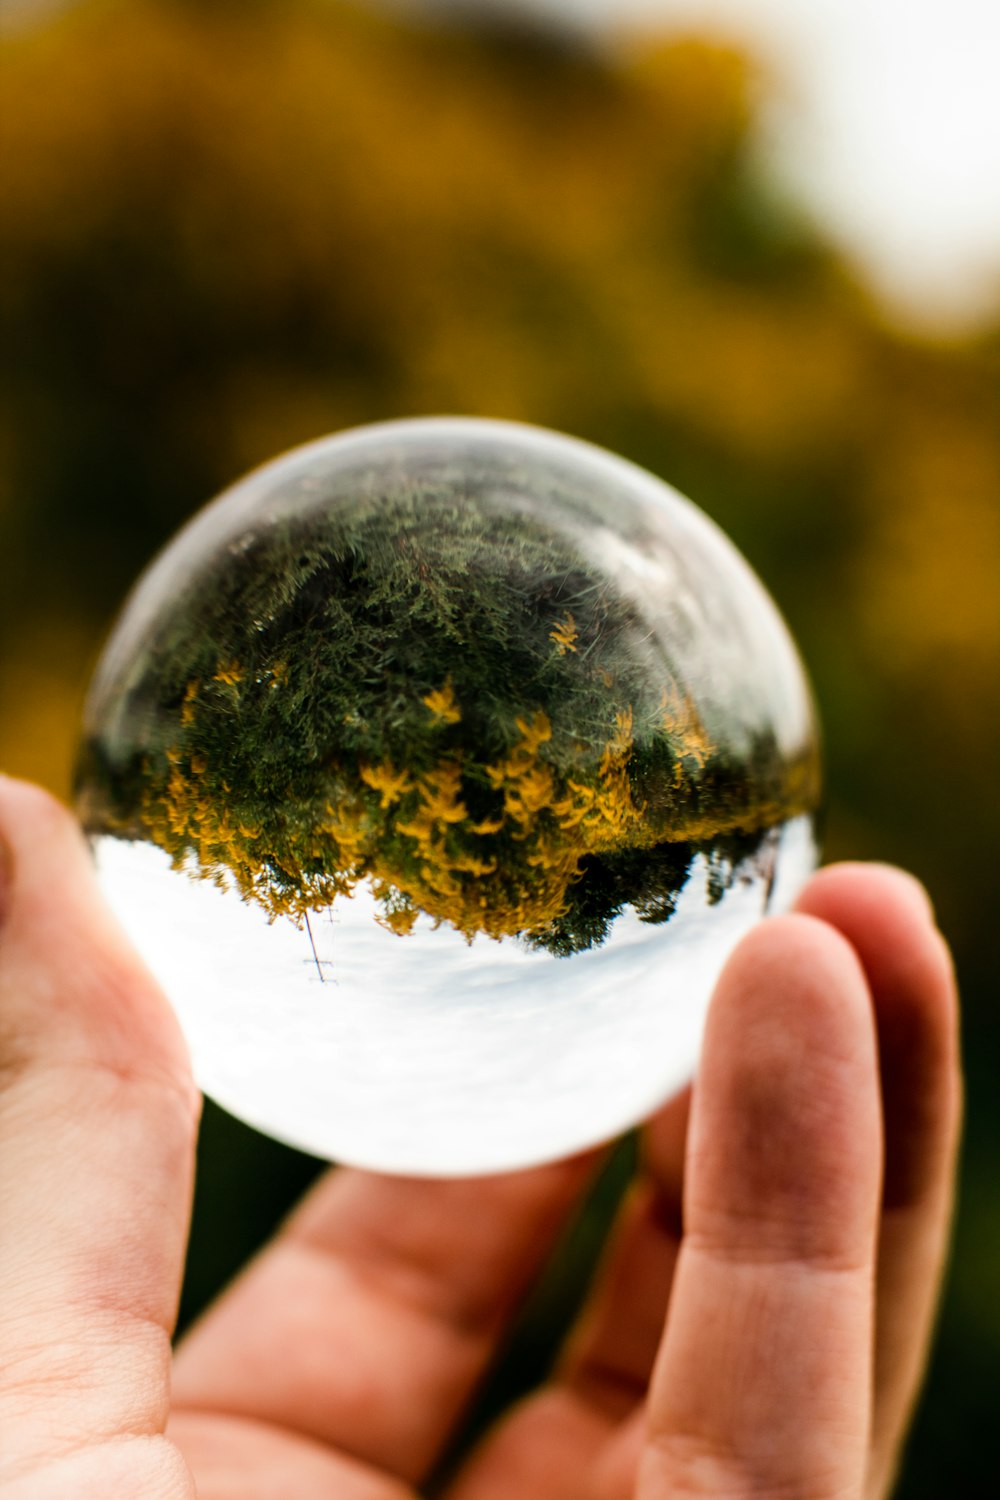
[
  {"xmin": 638, "ymin": 913, "xmax": 882, "ymax": 1498},
  {"xmin": 167, "ymin": 1411, "xmax": 417, "ymax": 1500},
  {"xmin": 447, "ymin": 865, "xmax": 960, "ymax": 1500},
  {"xmin": 542, "ymin": 1087, "xmax": 688, "ymax": 1434},
  {"xmin": 559, "ymin": 1088, "xmax": 689, "ymax": 1419},
  {"xmin": 794, "ymin": 863, "xmax": 961, "ymax": 1498},
  {"xmin": 172, "ymin": 1152, "xmax": 598, "ymax": 1485},
  {"xmin": 0, "ymin": 777, "xmax": 199, "ymax": 1488},
  {"xmin": 444, "ymin": 1173, "xmax": 683, "ymax": 1500}
]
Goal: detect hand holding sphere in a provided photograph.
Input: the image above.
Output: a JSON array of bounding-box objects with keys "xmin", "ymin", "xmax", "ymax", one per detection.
[
  {"xmin": 0, "ymin": 423, "xmax": 958, "ymax": 1500},
  {"xmin": 0, "ymin": 777, "xmax": 960, "ymax": 1498}
]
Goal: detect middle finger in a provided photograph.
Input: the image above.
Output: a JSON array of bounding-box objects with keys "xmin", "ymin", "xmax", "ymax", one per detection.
[{"xmin": 443, "ymin": 1090, "xmax": 690, "ymax": 1499}]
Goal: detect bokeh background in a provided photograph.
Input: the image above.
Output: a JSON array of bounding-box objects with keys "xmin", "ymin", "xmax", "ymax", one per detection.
[{"xmin": 1, "ymin": 0, "xmax": 998, "ymax": 1489}]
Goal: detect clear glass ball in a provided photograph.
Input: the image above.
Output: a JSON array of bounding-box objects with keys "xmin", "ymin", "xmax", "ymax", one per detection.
[{"xmin": 76, "ymin": 418, "xmax": 820, "ymax": 1175}]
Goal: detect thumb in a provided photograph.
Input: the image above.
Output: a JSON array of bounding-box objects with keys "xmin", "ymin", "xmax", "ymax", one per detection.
[{"xmin": 0, "ymin": 776, "xmax": 199, "ymax": 1495}]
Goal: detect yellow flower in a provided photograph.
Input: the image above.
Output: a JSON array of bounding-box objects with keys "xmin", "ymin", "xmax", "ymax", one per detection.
[
  {"xmin": 396, "ymin": 810, "xmax": 436, "ymax": 850},
  {"xmin": 181, "ymin": 679, "xmax": 200, "ymax": 726},
  {"xmin": 470, "ymin": 814, "xmax": 504, "ymax": 835},
  {"xmin": 660, "ymin": 683, "xmax": 714, "ymax": 769},
  {"xmin": 550, "ymin": 611, "xmax": 579, "ymax": 654},
  {"xmin": 504, "ymin": 763, "xmax": 555, "ymax": 822},
  {"xmin": 422, "ymin": 679, "xmax": 461, "ymax": 724},
  {"xmin": 360, "ymin": 759, "xmax": 414, "ymax": 808},
  {"xmin": 513, "ymin": 710, "xmax": 552, "ymax": 753},
  {"xmin": 214, "ymin": 660, "xmax": 243, "ymax": 687},
  {"xmin": 376, "ymin": 904, "xmax": 419, "ymax": 937},
  {"xmin": 417, "ymin": 760, "xmax": 467, "ymax": 824},
  {"xmin": 552, "ymin": 780, "xmax": 595, "ymax": 829},
  {"xmin": 450, "ymin": 852, "xmax": 497, "ymax": 877}
]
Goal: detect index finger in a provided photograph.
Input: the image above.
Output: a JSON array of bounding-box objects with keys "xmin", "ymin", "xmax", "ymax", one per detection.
[{"xmin": 171, "ymin": 1150, "xmax": 598, "ymax": 1485}]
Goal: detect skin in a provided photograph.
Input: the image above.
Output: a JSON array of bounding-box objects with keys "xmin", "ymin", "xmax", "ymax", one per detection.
[{"xmin": 0, "ymin": 774, "xmax": 961, "ymax": 1499}]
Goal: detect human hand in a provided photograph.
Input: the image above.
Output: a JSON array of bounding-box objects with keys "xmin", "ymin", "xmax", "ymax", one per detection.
[{"xmin": 0, "ymin": 777, "xmax": 960, "ymax": 1499}]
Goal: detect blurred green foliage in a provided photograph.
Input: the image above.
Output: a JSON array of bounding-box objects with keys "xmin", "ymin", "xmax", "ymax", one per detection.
[{"xmin": 1, "ymin": 0, "xmax": 998, "ymax": 1490}]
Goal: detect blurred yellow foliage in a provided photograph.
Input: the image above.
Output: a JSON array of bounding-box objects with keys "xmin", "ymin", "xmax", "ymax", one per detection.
[
  {"xmin": 422, "ymin": 680, "xmax": 462, "ymax": 725},
  {"xmin": 550, "ymin": 612, "xmax": 579, "ymax": 654},
  {"xmin": 0, "ymin": 0, "xmax": 997, "ymax": 941}
]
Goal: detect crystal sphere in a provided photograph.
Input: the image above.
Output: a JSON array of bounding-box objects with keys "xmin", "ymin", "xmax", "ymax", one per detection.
[{"xmin": 75, "ymin": 418, "xmax": 820, "ymax": 1175}]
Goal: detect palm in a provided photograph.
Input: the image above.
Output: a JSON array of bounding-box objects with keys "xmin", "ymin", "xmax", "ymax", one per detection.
[
  {"xmin": 0, "ymin": 779, "xmax": 960, "ymax": 1500},
  {"xmin": 168, "ymin": 1134, "xmax": 675, "ymax": 1500}
]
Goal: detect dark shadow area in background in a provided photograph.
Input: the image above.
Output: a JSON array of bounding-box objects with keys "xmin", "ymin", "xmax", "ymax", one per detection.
[{"xmin": 178, "ymin": 1099, "xmax": 324, "ymax": 1334}]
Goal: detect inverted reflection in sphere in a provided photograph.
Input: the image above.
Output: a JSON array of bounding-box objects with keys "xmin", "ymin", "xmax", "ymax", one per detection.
[{"xmin": 76, "ymin": 419, "xmax": 820, "ymax": 1174}]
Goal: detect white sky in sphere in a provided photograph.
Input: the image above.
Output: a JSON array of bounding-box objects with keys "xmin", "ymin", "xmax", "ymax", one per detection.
[{"xmin": 398, "ymin": 0, "xmax": 1000, "ymax": 331}]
